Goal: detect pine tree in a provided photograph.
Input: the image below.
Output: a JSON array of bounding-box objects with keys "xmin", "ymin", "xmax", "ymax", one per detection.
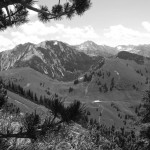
[
  {"xmin": 74, "ymin": 79, "xmax": 79, "ymax": 84},
  {"xmin": 34, "ymin": 93, "xmax": 38, "ymax": 102},
  {"xmin": 69, "ymin": 87, "xmax": 73, "ymax": 93},
  {"xmin": 103, "ymin": 83, "xmax": 108, "ymax": 93},
  {"xmin": 0, "ymin": 84, "xmax": 7, "ymax": 108},
  {"xmin": 11, "ymin": 82, "xmax": 15, "ymax": 91},
  {"xmin": 139, "ymin": 90, "xmax": 150, "ymax": 149},
  {"xmin": 0, "ymin": 0, "xmax": 91, "ymax": 31},
  {"xmin": 18, "ymin": 84, "xmax": 24, "ymax": 95},
  {"xmin": 40, "ymin": 95, "xmax": 43, "ymax": 105},
  {"xmin": 0, "ymin": 98, "xmax": 86, "ymax": 141}
]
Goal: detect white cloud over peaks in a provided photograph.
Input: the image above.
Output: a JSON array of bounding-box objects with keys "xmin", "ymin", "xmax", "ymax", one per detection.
[
  {"xmin": 104, "ymin": 24, "xmax": 150, "ymax": 46},
  {"xmin": 0, "ymin": 21, "xmax": 100, "ymax": 51},
  {"xmin": 19, "ymin": 21, "xmax": 99, "ymax": 44},
  {"xmin": 0, "ymin": 35, "xmax": 14, "ymax": 51},
  {"xmin": 104, "ymin": 25, "xmax": 141, "ymax": 39},
  {"xmin": 20, "ymin": 21, "xmax": 57, "ymax": 35},
  {"xmin": 55, "ymin": 24, "xmax": 99, "ymax": 44},
  {"xmin": 142, "ymin": 21, "xmax": 150, "ymax": 32}
]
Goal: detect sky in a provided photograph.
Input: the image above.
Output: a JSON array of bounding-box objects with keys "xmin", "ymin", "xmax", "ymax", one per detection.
[{"xmin": 1, "ymin": 0, "xmax": 150, "ymax": 51}]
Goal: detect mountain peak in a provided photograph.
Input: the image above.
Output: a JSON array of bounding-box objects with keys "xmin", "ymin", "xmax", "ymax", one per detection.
[
  {"xmin": 0, "ymin": 40, "xmax": 101, "ymax": 81},
  {"xmin": 74, "ymin": 41, "xmax": 118, "ymax": 57},
  {"xmin": 82, "ymin": 40, "xmax": 98, "ymax": 45}
]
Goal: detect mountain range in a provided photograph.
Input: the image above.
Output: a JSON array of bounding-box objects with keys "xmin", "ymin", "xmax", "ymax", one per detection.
[
  {"xmin": 74, "ymin": 41, "xmax": 118, "ymax": 57},
  {"xmin": 0, "ymin": 41, "xmax": 102, "ymax": 81},
  {"xmin": 1, "ymin": 40, "xmax": 150, "ymax": 81},
  {"xmin": 1, "ymin": 40, "xmax": 150, "ymax": 127},
  {"xmin": 116, "ymin": 44, "xmax": 150, "ymax": 57}
]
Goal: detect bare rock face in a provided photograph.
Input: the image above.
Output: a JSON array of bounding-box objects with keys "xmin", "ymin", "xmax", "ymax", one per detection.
[
  {"xmin": 74, "ymin": 41, "xmax": 118, "ymax": 57},
  {"xmin": 0, "ymin": 41, "xmax": 102, "ymax": 81}
]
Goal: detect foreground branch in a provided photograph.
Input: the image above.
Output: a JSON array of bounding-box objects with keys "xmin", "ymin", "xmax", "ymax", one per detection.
[{"xmin": 0, "ymin": 0, "xmax": 91, "ymax": 30}]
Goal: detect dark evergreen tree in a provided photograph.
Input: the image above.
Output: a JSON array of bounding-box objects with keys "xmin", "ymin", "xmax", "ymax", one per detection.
[
  {"xmin": 138, "ymin": 90, "xmax": 150, "ymax": 149},
  {"xmin": 40, "ymin": 95, "xmax": 43, "ymax": 105},
  {"xmin": 18, "ymin": 84, "xmax": 24, "ymax": 95},
  {"xmin": 99, "ymin": 87, "xmax": 102, "ymax": 92},
  {"xmin": 11, "ymin": 82, "xmax": 15, "ymax": 91},
  {"xmin": 0, "ymin": 98, "xmax": 86, "ymax": 141},
  {"xmin": 83, "ymin": 74, "xmax": 88, "ymax": 82},
  {"xmin": 8, "ymin": 80, "xmax": 11, "ymax": 89},
  {"xmin": 145, "ymin": 77, "xmax": 149, "ymax": 84},
  {"xmin": 69, "ymin": 87, "xmax": 73, "ymax": 93},
  {"xmin": 74, "ymin": 79, "xmax": 79, "ymax": 85},
  {"xmin": 26, "ymin": 89, "xmax": 33, "ymax": 100},
  {"xmin": 87, "ymin": 111, "xmax": 91, "ymax": 115},
  {"xmin": 103, "ymin": 83, "xmax": 108, "ymax": 93},
  {"xmin": 34, "ymin": 93, "xmax": 38, "ymax": 102},
  {"xmin": 89, "ymin": 118, "xmax": 94, "ymax": 125},
  {"xmin": 0, "ymin": 84, "xmax": 7, "ymax": 108}
]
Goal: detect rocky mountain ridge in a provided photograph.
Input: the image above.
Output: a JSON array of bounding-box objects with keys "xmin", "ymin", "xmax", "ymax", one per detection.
[
  {"xmin": 1, "ymin": 40, "xmax": 150, "ymax": 82},
  {"xmin": 116, "ymin": 44, "xmax": 150, "ymax": 57},
  {"xmin": 0, "ymin": 40, "xmax": 102, "ymax": 81},
  {"xmin": 74, "ymin": 41, "xmax": 118, "ymax": 57},
  {"xmin": 74, "ymin": 41, "xmax": 150, "ymax": 58}
]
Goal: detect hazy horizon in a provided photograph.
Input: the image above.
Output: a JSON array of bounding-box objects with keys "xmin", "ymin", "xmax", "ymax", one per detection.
[
  {"xmin": 1, "ymin": 0, "xmax": 150, "ymax": 51},
  {"xmin": 2, "ymin": 39, "xmax": 150, "ymax": 52}
]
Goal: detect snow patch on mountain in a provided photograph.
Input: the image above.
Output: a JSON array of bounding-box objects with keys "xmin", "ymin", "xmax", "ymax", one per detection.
[
  {"xmin": 114, "ymin": 70, "xmax": 119, "ymax": 76},
  {"xmin": 116, "ymin": 46, "xmax": 133, "ymax": 51},
  {"xmin": 54, "ymin": 41, "xmax": 58, "ymax": 45},
  {"xmin": 59, "ymin": 43, "xmax": 65, "ymax": 52},
  {"xmin": 78, "ymin": 76, "xmax": 84, "ymax": 81},
  {"xmin": 130, "ymin": 49, "xmax": 141, "ymax": 53},
  {"xmin": 116, "ymin": 46, "xmax": 122, "ymax": 51},
  {"xmin": 37, "ymin": 41, "xmax": 51, "ymax": 49},
  {"xmin": 24, "ymin": 83, "xmax": 31, "ymax": 88},
  {"xmin": 58, "ymin": 67, "xmax": 64, "ymax": 77},
  {"xmin": 43, "ymin": 68, "xmax": 48, "ymax": 74}
]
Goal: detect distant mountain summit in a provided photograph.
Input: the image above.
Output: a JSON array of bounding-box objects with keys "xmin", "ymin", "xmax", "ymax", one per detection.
[
  {"xmin": 0, "ymin": 40, "xmax": 102, "ymax": 81},
  {"xmin": 116, "ymin": 44, "xmax": 150, "ymax": 58},
  {"xmin": 77, "ymin": 42, "xmax": 150, "ymax": 58},
  {"xmin": 74, "ymin": 41, "xmax": 118, "ymax": 57}
]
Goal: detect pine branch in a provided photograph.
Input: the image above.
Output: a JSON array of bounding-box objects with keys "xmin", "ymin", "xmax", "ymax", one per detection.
[
  {"xmin": 20, "ymin": 1, "xmax": 54, "ymax": 16},
  {"xmin": 0, "ymin": 119, "xmax": 64, "ymax": 139},
  {"xmin": 0, "ymin": 132, "xmax": 29, "ymax": 139},
  {"xmin": 5, "ymin": 5, "xmax": 24, "ymax": 19},
  {"xmin": 0, "ymin": 0, "xmax": 91, "ymax": 30},
  {"xmin": 5, "ymin": 6, "xmax": 11, "ymax": 24}
]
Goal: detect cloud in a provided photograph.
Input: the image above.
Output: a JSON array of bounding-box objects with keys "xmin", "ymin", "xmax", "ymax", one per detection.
[
  {"xmin": 19, "ymin": 21, "xmax": 57, "ymax": 35},
  {"xmin": 55, "ymin": 24, "xmax": 99, "ymax": 44},
  {"xmin": 11, "ymin": 31, "xmax": 45, "ymax": 45},
  {"xmin": 103, "ymin": 24, "xmax": 150, "ymax": 46},
  {"xmin": 0, "ymin": 21, "xmax": 100, "ymax": 51},
  {"xmin": 0, "ymin": 36, "xmax": 14, "ymax": 51},
  {"xmin": 19, "ymin": 21, "xmax": 99, "ymax": 42},
  {"xmin": 104, "ymin": 25, "xmax": 141, "ymax": 39},
  {"xmin": 142, "ymin": 21, "xmax": 150, "ymax": 32},
  {"xmin": 2, "ymin": 20, "xmax": 150, "ymax": 51}
]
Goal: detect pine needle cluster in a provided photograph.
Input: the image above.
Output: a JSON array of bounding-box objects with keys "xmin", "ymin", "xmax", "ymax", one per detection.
[{"xmin": 0, "ymin": 0, "xmax": 91, "ymax": 31}]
